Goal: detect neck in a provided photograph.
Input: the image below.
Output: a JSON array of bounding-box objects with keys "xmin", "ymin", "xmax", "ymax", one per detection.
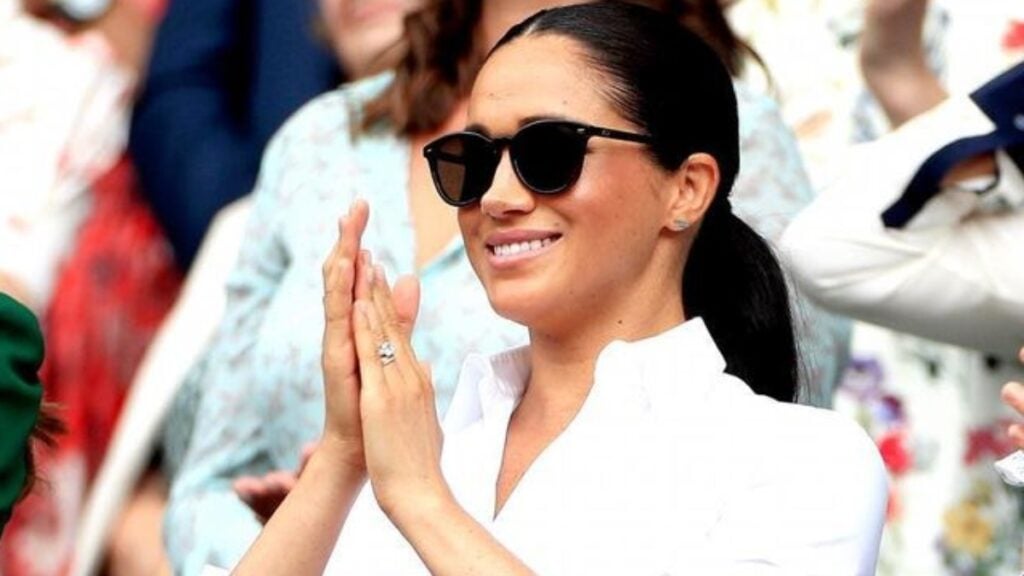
[{"xmin": 520, "ymin": 265, "xmax": 686, "ymax": 418}]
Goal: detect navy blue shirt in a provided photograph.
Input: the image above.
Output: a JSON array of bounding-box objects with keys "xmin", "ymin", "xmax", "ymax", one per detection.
[{"xmin": 129, "ymin": 0, "xmax": 342, "ymax": 269}]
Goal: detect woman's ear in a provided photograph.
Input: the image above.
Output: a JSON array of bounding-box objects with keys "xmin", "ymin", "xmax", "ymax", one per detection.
[{"xmin": 664, "ymin": 153, "xmax": 719, "ymax": 232}]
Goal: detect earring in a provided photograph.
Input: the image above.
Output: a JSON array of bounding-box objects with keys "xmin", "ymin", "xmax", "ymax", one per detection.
[{"xmin": 669, "ymin": 218, "xmax": 690, "ymax": 232}]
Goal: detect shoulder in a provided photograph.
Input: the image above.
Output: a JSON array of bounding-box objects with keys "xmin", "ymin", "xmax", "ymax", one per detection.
[
  {"xmin": 733, "ymin": 81, "xmax": 785, "ymax": 133},
  {"xmin": 716, "ymin": 378, "xmax": 889, "ymax": 513},
  {"xmin": 265, "ymin": 73, "xmax": 395, "ymax": 156},
  {"xmin": 729, "ymin": 380, "xmax": 885, "ymax": 481},
  {"xmin": 688, "ymin": 377, "xmax": 888, "ymax": 571}
]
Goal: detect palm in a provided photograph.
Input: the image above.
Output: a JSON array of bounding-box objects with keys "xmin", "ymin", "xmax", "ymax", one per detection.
[{"xmin": 321, "ymin": 202, "xmax": 420, "ymax": 462}]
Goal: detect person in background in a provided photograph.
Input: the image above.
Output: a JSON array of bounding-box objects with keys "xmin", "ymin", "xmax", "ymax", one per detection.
[
  {"xmin": 0, "ymin": 292, "xmax": 56, "ymax": 537},
  {"xmin": 128, "ymin": 0, "xmax": 342, "ymax": 271},
  {"xmin": 229, "ymin": 4, "xmax": 886, "ymax": 573},
  {"xmin": 68, "ymin": 1, "xmax": 415, "ymax": 575},
  {"xmin": 780, "ymin": 0, "xmax": 1024, "ymax": 573},
  {"xmin": 781, "ymin": 60, "xmax": 1023, "ymax": 356},
  {"xmin": 0, "ymin": 0, "xmax": 156, "ymax": 314},
  {"xmin": 164, "ymin": 0, "xmax": 834, "ymax": 573},
  {"xmin": 0, "ymin": 0, "xmax": 174, "ymax": 574}
]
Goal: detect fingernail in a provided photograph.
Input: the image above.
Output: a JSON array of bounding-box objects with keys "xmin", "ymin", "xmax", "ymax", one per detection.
[
  {"xmin": 365, "ymin": 265, "xmax": 375, "ymax": 285},
  {"xmin": 375, "ymin": 265, "xmax": 387, "ymax": 286}
]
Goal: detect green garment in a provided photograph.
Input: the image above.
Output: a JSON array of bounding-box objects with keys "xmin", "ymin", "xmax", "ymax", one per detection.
[{"xmin": 0, "ymin": 293, "xmax": 44, "ymax": 535}]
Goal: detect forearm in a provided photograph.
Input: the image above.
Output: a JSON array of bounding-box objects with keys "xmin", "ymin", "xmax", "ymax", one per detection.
[
  {"xmin": 234, "ymin": 441, "xmax": 366, "ymax": 575},
  {"xmin": 862, "ymin": 58, "xmax": 947, "ymax": 127},
  {"xmin": 859, "ymin": 0, "xmax": 947, "ymax": 127},
  {"xmin": 389, "ymin": 493, "xmax": 535, "ymax": 576},
  {"xmin": 780, "ymin": 112, "xmax": 1024, "ymax": 355}
]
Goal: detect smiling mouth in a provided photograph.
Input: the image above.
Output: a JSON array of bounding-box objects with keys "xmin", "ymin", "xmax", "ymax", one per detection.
[{"xmin": 487, "ymin": 234, "xmax": 562, "ymax": 258}]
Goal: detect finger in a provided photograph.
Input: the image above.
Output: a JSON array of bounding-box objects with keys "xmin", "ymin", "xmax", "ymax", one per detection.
[
  {"xmin": 1010, "ymin": 424, "xmax": 1024, "ymax": 449},
  {"xmin": 391, "ymin": 274, "xmax": 421, "ymax": 338},
  {"xmin": 322, "ymin": 259, "xmax": 358, "ymax": 381},
  {"xmin": 233, "ymin": 477, "xmax": 261, "ymax": 501},
  {"xmin": 353, "ymin": 299, "xmax": 389, "ymax": 397},
  {"xmin": 321, "ymin": 216, "xmax": 349, "ymax": 295},
  {"xmin": 323, "ymin": 258, "xmax": 355, "ymax": 324},
  {"xmin": 354, "ymin": 250, "xmax": 374, "ymax": 303},
  {"xmin": 1002, "ymin": 382, "xmax": 1024, "ymax": 414},
  {"xmin": 1019, "ymin": 346, "xmax": 1024, "ymax": 364},
  {"xmin": 322, "ymin": 200, "xmax": 368, "ymax": 288},
  {"xmin": 370, "ymin": 266, "xmax": 428, "ymax": 384},
  {"xmin": 322, "ymin": 216, "xmax": 359, "ymax": 339},
  {"xmin": 264, "ymin": 471, "xmax": 298, "ymax": 493},
  {"xmin": 339, "ymin": 200, "xmax": 369, "ymax": 262}
]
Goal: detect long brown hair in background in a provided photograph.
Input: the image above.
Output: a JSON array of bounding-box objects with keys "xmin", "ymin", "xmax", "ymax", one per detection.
[{"xmin": 360, "ymin": 0, "xmax": 763, "ymax": 137}]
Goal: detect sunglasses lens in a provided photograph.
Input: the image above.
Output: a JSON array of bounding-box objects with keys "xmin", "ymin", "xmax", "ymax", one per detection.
[
  {"xmin": 428, "ymin": 134, "xmax": 496, "ymax": 206},
  {"xmin": 512, "ymin": 123, "xmax": 586, "ymax": 193}
]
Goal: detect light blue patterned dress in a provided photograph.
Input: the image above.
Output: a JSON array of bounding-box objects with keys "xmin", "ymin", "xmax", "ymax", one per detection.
[{"xmin": 163, "ymin": 74, "xmax": 847, "ymax": 575}]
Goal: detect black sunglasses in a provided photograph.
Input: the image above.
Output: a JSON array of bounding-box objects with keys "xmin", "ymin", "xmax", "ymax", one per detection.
[{"xmin": 423, "ymin": 119, "xmax": 653, "ymax": 207}]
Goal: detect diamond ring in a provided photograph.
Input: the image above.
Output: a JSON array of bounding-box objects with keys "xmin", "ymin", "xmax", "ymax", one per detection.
[{"xmin": 377, "ymin": 341, "xmax": 397, "ymax": 366}]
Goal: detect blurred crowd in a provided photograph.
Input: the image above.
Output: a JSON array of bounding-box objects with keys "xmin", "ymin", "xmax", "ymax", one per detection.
[{"xmin": 0, "ymin": 0, "xmax": 1021, "ymax": 575}]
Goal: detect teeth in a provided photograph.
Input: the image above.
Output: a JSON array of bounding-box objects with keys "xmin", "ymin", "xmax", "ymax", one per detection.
[{"xmin": 492, "ymin": 237, "xmax": 555, "ymax": 257}]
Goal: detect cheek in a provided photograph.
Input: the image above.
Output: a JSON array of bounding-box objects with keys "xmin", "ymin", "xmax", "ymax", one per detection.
[
  {"xmin": 566, "ymin": 180, "xmax": 664, "ymax": 267},
  {"xmin": 456, "ymin": 210, "xmax": 484, "ymax": 268}
]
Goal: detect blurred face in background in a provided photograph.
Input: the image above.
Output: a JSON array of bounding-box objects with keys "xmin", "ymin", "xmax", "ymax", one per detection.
[{"xmin": 320, "ymin": 0, "xmax": 424, "ymax": 78}]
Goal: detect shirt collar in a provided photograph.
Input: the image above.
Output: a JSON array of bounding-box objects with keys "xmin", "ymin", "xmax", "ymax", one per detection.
[
  {"xmin": 443, "ymin": 318, "xmax": 729, "ymax": 433},
  {"xmin": 591, "ymin": 318, "xmax": 727, "ymax": 417}
]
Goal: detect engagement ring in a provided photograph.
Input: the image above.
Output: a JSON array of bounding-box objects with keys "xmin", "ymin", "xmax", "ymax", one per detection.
[{"xmin": 377, "ymin": 341, "xmax": 397, "ymax": 366}]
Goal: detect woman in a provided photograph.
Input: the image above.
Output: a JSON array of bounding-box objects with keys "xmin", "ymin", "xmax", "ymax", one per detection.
[
  {"xmin": 165, "ymin": 0, "xmax": 837, "ymax": 572},
  {"xmin": 229, "ymin": 4, "xmax": 887, "ymax": 574}
]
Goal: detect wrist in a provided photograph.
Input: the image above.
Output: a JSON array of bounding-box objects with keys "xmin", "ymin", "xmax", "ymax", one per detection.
[
  {"xmin": 314, "ymin": 433, "xmax": 367, "ymax": 479},
  {"xmin": 380, "ymin": 481, "xmax": 456, "ymax": 532}
]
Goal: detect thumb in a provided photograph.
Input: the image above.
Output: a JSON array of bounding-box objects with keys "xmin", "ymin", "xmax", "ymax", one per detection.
[{"xmin": 391, "ymin": 274, "xmax": 421, "ymax": 338}]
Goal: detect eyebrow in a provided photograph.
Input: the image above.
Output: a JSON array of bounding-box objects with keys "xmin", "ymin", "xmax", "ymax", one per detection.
[{"xmin": 465, "ymin": 114, "xmax": 580, "ymax": 137}]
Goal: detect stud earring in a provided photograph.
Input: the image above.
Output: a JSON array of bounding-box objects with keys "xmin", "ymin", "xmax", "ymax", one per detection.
[{"xmin": 669, "ymin": 218, "xmax": 690, "ymax": 232}]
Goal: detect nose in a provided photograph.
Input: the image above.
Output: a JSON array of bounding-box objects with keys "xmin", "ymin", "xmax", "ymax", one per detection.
[{"xmin": 480, "ymin": 153, "xmax": 535, "ymax": 219}]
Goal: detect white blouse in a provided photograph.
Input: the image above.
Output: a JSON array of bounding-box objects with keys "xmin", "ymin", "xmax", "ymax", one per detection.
[{"xmin": 319, "ymin": 319, "xmax": 888, "ymax": 575}]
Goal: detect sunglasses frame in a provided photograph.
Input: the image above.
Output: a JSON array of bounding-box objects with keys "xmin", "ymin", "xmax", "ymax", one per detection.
[{"xmin": 423, "ymin": 119, "xmax": 654, "ymax": 207}]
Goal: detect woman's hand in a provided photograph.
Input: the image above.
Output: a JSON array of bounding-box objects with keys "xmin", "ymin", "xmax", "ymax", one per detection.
[
  {"xmin": 351, "ymin": 262, "xmax": 447, "ymax": 521},
  {"xmin": 234, "ymin": 442, "xmax": 317, "ymax": 523},
  {"xmin": 319, "ymin": 201, "xmax": 419, "ymax": 471},
  {"xmin": 1001, "ymin": 347, "xmax": 1024, "ymax": 449}
]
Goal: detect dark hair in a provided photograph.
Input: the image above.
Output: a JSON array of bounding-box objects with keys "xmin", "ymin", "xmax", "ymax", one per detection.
[
  {"xmin": 360, "ymin": 0, "xmax": 762, "ymax": 136},
  {"xmin": 494, "ymin": 2, "xmax": 798, "ymax": 402},
  {"xmin": 20, "ymin": 402, "xmax": 65, "ymax": 501}
]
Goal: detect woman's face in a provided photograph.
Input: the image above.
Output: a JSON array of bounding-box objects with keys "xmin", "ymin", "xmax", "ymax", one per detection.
[
  {"xmin": 457, "ymin": 35, "xmax": 680, "ymax": 330},
  {"xmin": 321, "ymin": 0, "xmax": 423, "ymax": 78}
]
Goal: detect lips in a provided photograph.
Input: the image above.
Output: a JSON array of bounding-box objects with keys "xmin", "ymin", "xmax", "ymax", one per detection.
[
  {"xmin": 489, "ymin": 237, "xmax": 557, "ymax": 257},
  {"xmin": 484, "ymin": 230, "xmax": 563, "ymax": 262}
]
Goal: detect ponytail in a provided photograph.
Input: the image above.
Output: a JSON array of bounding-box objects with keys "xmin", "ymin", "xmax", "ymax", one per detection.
[{"xmin": 683, "ymin": 201, "xmax": 799, "ymax": 402}]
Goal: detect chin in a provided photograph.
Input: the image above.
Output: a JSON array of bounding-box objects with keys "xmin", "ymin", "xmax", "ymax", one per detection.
[{"xmin": 482, "ymin": 281, "xmax": 554, "ymax": 328}]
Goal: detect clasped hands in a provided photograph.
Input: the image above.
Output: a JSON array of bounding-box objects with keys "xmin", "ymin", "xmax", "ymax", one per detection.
[
  {"xmin": 318, "ymin": 199, "xmax": 449, "ymax": 520},
  {"xmin": 235, "ymin": 200, "xmax": 450, "ymax": 527}
]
